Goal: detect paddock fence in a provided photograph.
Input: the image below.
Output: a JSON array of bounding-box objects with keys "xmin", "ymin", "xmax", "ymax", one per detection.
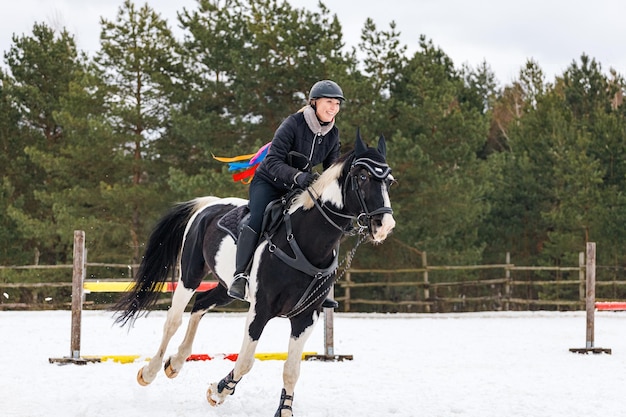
[
  {"xmin": 2, "ymin": 248, "xmax": 626, "ymax": 313},
  {"xmin": 337, "ymin": 251, "xmax": 626, "ymax": 313}
]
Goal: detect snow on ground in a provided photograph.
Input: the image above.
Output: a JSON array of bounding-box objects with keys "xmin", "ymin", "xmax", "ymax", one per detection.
[{"xmin": 1, "ymin": 310, "xmax": 625, "ymax": 417}]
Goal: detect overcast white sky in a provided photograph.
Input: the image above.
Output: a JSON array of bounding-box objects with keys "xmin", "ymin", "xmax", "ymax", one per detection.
[{"xmin": 2, "ymin": 0, "xmax": 626, "ymax": 85}]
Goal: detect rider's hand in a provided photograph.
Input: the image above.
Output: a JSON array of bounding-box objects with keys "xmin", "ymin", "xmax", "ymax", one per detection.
[{"xmin": 295, "ymin": 172, "xmax": 316, "ymax": 189}]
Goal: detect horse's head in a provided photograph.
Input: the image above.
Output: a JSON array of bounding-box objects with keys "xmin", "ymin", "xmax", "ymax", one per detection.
[
  {"xmin": 343, "ymin": 130, "xmax": 396, "ymax": 243},
  {"xmin": 295, "ymin": 129, "xmax": 396, "ymax": 242}
]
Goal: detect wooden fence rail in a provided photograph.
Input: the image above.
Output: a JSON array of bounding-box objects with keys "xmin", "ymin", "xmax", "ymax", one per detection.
[
  {"xmin": 336, "ymin": 250, "xmax": 626, "ymax": 312},
  {"xmin": 2, "ymin": 249, "xmax": 626, "ymax": 313}
]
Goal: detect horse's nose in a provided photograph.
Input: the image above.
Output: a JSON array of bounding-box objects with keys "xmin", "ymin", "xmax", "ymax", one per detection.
[{"xmin": 372, "ymin": 213, "xmax": 395, "ymax": 242}]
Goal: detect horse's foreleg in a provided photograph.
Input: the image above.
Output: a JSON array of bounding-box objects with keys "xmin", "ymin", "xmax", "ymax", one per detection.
[
  {"xmin": 164, "ymin": 309, "xmax": 204, "ymax": 378},
  {"xmin": 275, "ymin": 312, "xmax": 319, "ymax": 417},
  {"xmin": 206, "ymin": 339, "xmax": 259, "ymax": 406},
  {"xmin": 207, "ymin": 307, "xmax": 265, "ymax": 406},
  {"xmin": 137, "ymin": 286, "xmax": 195, "ymax": 386}
]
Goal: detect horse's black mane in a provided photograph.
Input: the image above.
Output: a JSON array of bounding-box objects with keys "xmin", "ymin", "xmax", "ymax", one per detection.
[{"xmin": 335, "ymin": 148, "xmax": 355, "ymax": 166}]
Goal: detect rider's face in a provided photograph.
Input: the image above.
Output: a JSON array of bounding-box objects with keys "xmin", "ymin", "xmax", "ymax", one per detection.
[{"xmin": 314, "ymin": 98, "xmax": 341, "ymax": 123}]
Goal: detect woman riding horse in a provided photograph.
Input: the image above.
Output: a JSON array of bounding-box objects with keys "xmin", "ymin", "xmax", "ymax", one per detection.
[
  {"xmin": 228, "ymin": 79, "xmax": 345, "ymax": 309},
  {"xmin": 114, "ymin": 130, "xmax": 395, "ymax": 417}
]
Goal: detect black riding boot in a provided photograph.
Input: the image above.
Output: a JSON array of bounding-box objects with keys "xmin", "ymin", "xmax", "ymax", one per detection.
[{"xmin": 228, "ymin": 226, "xmax": 258, "ymax": 301}]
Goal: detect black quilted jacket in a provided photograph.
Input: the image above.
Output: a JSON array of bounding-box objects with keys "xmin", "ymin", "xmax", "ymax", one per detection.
[{"xmin": 254, "ymin": 111, "xmax": 340, "ymax": 190}]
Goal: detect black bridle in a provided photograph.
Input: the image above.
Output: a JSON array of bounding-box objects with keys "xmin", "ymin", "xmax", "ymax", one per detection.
[{"xmin": 306, "ymin": 156, "xmax": 393, "ymax": 237}]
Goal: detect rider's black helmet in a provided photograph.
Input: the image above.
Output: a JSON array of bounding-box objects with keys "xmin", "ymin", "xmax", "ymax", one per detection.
[{"xmin": 308, "ymin": 80, "xmax": 345, "ymax": 102}]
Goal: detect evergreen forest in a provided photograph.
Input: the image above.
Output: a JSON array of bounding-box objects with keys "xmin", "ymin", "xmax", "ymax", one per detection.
[{"xmin": 2, "ymin": 0, "xmax": 626, "ymax": 289}]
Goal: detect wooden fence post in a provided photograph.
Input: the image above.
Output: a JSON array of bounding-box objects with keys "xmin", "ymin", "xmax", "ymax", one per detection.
[
  {"xmin": 505, "ymin": 252, "xmax": 511, "ymax": 311},
  {"xmin": 422, "ymin": 251, "xmax": 430, "ymax": 313},
  {"xmin": 344, "ymin": 271, "xmax": 351, "ymax": 312},
  {"xmin": 324, "ymin": 286, "xmax": 335, "ymax": 356},
  {"xmin": 569, "ymin": 242, "xmax": 610, "ymax": 354},
  {"xmin": 585, "ymin": 242, "xmax": 596, "ymax": 348},
  {"xmin": 50, "ymin": 230, "xmax": 99, "ymax": 364},
  {"xmin": 70, "ymin": 230, "xmax": 85, "ymax": 359},
  {"xmin": 578, "ymin": 251, "xmax": 585, "ymax": 303},
  {"xmin": 307, "ymin": 286, "xmax": 353, "ymax": 361}
]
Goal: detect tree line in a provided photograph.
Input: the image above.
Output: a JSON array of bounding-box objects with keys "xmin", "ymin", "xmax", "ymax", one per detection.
[{"xmin": 1, "ymin": 0, "xmax": 625, "ymax": 284}]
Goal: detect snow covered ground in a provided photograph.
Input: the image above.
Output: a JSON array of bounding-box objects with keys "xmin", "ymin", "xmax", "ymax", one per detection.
[{"xmin": 2, "ymin": 309, "xmax": 625, "ymax": 417}]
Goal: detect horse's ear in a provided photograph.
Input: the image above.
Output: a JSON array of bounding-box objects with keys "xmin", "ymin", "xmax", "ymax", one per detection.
[
  {"xmin": 377, "ymin": 134, "xmax": 387, "ymax": 158},
  {"xmin": 355, "ymin": 128, "xmax": 368, "ymax": 156}
]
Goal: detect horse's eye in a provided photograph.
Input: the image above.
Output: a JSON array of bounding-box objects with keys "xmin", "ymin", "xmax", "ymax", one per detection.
[{"xmin": 359, "ymin": 173, "xmax": 368, "ymax": 181}]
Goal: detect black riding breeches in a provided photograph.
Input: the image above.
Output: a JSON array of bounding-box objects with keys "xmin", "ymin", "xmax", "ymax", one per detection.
[{"xmin": 247, "ymin": 176, "xmax": 285, "ymax": 234}]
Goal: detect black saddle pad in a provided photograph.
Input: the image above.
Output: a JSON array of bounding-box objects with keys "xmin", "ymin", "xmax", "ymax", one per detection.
[{"xmin": 217, "ymin": 205, "xmax": 250, "ymax": 242}]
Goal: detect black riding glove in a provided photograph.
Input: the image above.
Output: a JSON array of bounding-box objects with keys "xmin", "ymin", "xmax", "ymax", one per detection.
[{"xmin": 294, "ymin": 172, "xmax": 316, "ymax": 189}]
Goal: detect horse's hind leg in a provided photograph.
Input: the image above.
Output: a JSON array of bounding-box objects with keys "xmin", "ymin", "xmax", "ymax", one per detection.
[
  {"xmin": 136, "ymin": 202, "xmax": 217, "ymax": 385},
  {"xmin": 163, "ymin": 307, "xmax": 203, "ymax": 379},
  {"xmin": 164, "ymin": 285, "xmax": 233, "ymax": 378},
  {"xmin": 137, "ymin": 285, "xmax": 196, "ymax": 385},
  {"xmin": 275, "ymin": 312, "xmax": 320, "ymax": 417}
]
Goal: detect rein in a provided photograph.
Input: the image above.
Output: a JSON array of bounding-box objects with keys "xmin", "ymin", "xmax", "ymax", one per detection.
[{"xmin": 305, "ymin": 188, "xmax": 360, "ymax": 234}]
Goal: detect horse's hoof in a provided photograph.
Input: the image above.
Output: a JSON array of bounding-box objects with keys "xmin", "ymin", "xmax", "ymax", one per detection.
[
  {"xmin": 164, "ymin": 358, "xmax": 179, "ymax": 379},
  {"xmin": 206, "ymin": 383, "xmax": 223, "ymax": 406},
  {"xmin": 136, "ymin": 367, "xmax": 151, "ymax": 386}
]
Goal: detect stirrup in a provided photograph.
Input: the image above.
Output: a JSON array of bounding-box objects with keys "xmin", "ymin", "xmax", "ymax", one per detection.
[
  {"xmin": 228, "ymin": 273, "xmax": 248, "ymax": 301},
  {"xmin": 322, "ymin": 298, "xmax": 338, "ymax": 309}
]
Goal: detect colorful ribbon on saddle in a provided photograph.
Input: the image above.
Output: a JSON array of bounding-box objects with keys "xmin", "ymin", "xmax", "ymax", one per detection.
[{"xmin": 212, "ymin": 142, "xmax": 271, "ymax": 184}]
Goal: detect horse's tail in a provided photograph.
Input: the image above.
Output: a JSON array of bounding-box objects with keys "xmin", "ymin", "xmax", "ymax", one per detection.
[{"xmin": 113, "ymin": 199, "xmax": 203, "ymax": 327}]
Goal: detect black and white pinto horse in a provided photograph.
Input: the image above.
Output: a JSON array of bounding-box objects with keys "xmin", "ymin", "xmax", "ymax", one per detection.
[{"xmin": 113, "ymin": 132, "xmax": 396, "ymax": 417}]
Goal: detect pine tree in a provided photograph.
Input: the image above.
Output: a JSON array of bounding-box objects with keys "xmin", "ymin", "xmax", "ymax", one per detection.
[
  {"xmin": 388, "ymin": 36, "xmax": 491, "ymax": 265},
  {"xmin": 169, "ymin": 0, "xmax": 354, "ymax": 199},
  {"xmin": 0, "ymin": 69, "xmax": 28, "ymax": 264},
  {"xmin": 343, "ymin": 18, "xmax": 407, "ymax": 141},
  {"xmin": 2, "ymin": 23, "xmax": 84, "ymax": 264},
  {"xmin": 95, "ymin": 0, "xmax": 182, "ymax": 262}
]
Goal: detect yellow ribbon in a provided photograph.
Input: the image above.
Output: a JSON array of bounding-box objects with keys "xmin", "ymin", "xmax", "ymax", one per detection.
[{"xmin": 211, "ymin": 153, "xmax": 257, "ymax": 163}]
